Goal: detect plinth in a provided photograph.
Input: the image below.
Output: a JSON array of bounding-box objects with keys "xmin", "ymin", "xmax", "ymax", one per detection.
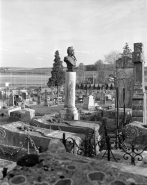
[{"xmin": 60, "ymin": 72, "xmax": 79, "ymax": 120}]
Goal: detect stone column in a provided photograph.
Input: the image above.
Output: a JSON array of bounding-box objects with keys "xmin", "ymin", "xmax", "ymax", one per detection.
[
  {"xmin": 132, "ymin": 43, "xmax": 146, "ymax": 123},
  {"xmin": 64, "ymin": 72, "xmax": 78, "ymax": 120}
]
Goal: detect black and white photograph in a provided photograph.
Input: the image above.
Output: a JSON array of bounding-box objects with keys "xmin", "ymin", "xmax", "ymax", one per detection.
[{"xmin": 0, "ymin": 0, "xmax": 147, "ymax": 184}]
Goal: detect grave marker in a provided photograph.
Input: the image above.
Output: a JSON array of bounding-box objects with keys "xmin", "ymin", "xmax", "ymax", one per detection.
[{"xmin": 132, "ymin": 43, "xmax": 146, "ymax": 123}]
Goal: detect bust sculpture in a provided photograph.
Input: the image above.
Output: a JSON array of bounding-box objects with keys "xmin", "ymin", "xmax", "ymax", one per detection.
[{"xmin": 64, "ymin": 46, "xmax": 77, "ymax": 72}]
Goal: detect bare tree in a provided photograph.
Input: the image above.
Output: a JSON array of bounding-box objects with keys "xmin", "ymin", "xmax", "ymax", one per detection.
[
  {"xmin": 104, "ymin": 50, "xmax": 120, "ymax": 72},
  {"xmin": 95, "ymin": 60, "xmax": 106, "ymax": 84}
]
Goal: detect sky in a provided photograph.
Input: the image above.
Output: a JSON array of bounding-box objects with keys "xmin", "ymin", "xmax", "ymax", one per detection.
[{"xmin": 0, "ymin": 0, "xmax": 147, "ymax": 68}]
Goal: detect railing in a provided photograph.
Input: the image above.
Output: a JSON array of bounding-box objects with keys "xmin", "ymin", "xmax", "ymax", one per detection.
[{"xmin": 61, "ymin": 121, "xmax": 147, "ymax": 166}]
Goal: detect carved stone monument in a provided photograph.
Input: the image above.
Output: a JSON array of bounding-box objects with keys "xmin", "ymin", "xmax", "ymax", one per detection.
[
  {"xmin": 116, "ymin": 56, "xmax": 134, "ymax": 108},
  {"xmin": 60, "ymin": 47, "xmax": 79, "ymax": 120},
  {"xmin": 132, "ymin": 43, "xmax": 146, "ymax": 123}
]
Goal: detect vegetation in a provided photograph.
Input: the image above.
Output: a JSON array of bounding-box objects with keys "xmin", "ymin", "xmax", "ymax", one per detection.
[
  {"xmin": 121, "ymin": 43, "xmax": 132, "ymax": 58},
  {"xmin": 47, "ymin": 50, "xmax": 65, "ymax": 104},
  {"xmin": 86, "ymin": 65, "xmax": 96, "ymax": 71}
]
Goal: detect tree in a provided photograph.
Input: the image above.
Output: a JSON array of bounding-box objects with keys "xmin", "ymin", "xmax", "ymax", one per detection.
[
  {"xmin": 77, "ymin": 63, "xmax": 85, "ymax": 83},
  {"xmin": 105, "ymin": 83, "xmax": 108, "ymax": 90},
  {"xmin": 47, "ymin": 50, "xmax": 65, "ymax": 103},
  {"xmin": 80, "ymin": 83, "xmax": 84, "ymax": 90},
  {"xmin": 121, "ymin": 43, "xmax": 132, "ymax": 58},
  {"xmin": 86, "ymin": 65, "xmax": 96, "ymax": 71},
  {"xmin": 110, "ymin": 84, "xmax": 113, "ymax": 90},
  {"xmin": 95, "ymin": 60, "xmax": 106, "ymax": 84},
  {"xmin": 104, "ymin": 51, "xmax": 120, "ymax": 72},
  {"xmin": 97, "ymin": 84, "xmax": 100, "ymax": 90},
  {"xmin": 76, "ymin": 84, "xmax": 79, "ymax": 90},
  {"xmin": 93, "ymin": 84, "xmax": 96, "ymax": 90}
]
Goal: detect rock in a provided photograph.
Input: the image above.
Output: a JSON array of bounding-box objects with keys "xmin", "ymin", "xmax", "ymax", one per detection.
[{"xmin": 47, "ymin": 139, "xmax": 66, "ymax": 154}]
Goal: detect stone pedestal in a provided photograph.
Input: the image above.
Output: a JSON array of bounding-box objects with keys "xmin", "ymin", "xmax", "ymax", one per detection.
[
  {"xmin": 132, "ymin": 43, "xmax": 146, "ymax": 123},
  {"xmin": 60, "ymin": 72, "xmax": 78, "ymax": 120}
]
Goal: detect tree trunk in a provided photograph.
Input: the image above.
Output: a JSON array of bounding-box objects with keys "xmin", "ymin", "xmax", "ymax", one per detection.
[{"xmin": 57, "ymin": 86, "xmax": 59, "ymax": 105}]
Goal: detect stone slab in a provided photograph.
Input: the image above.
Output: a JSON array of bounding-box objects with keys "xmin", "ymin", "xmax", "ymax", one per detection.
[
  {"xmin": 0, "ymin": 122, "xmax": 83, "ymax": 153},
  {"xmin": 0, "ymin": 159, "xmax": 16, "ymax": 180},
  {"xmin": 2, "ymin": 152, "xmax": 147, "ymax": 184},
  {"xmin": 9, "ymin": 108, "xmax": 35, "ymax": 123},
  {"xmin": 131, "ymin": 117, "xmax": 143, "ymax": 122},
  {"xmin": 30, "ymin": 115, "xmax": 101, "ymax": 144},
  {"xmin": 0, "ymin": 106, "xmax": 21, "ymax": 116},
  {"xmin": 103, "ymin": 108, "xmax": 132, "ymax": 119}
]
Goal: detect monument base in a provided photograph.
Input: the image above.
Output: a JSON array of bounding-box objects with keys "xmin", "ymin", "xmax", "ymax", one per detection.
[
  {"xmin": 132, "ymin": 88, "xmax": 144, "ymax": 123},
  {"xmin": 59, "ymin": 108, "xmax": 79, "ymax": 121}
]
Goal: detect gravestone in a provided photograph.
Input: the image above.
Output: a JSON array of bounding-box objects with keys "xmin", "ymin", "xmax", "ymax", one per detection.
[
  {"xmin": 21, "ymin": 101, "xmax": 25, "ymax": 109},
  {"xmin": 9, "ymin": 93, "xmax": 14, "ymax": 106},
  {"xmin": 44, "ymin": 90, "xmax": 48, "ymax": 106},
  {"xmin": 22, "ymin": 92, "xmax": 26, "ymax": 100},
  {"xmin": 14, "ymin": 95, "xmax": 19, "ymax": 106},
  {"xmin": 100, "ymin": 90, "xmax": 106, "ymax": 104},
  {"xmin": 37, "ymin": 89, "xmax": 41, "ymax": 105},
  {"xmin": 83, "ymin": 95, "xmax": 95, "ymax": 110},
  {"xmin": 50, "ymin": 91, "xmax": 55, "ymax": 101},
  {"xmin": 132, "ymin": 43, "xmax": 146, "ymax": 123},
  {"xmin": 116, "ymin": 56, "xmax": 134, "ymax": 108}
]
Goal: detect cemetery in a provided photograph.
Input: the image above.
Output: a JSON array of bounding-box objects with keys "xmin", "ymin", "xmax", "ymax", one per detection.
[{"xmin": 0, "ymin": 43, "xmax": 147, "ymax": 185}]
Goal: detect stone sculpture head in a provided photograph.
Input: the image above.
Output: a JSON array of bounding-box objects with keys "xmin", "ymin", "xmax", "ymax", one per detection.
[{"xmin": 67, "ymin": 47, "xmax": 75, "ymax": 57}]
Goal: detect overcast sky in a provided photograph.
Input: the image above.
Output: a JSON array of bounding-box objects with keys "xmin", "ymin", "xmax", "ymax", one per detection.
[{"xmin": 0, "ymin": 0, "xmax": 147, "ymax": 68}]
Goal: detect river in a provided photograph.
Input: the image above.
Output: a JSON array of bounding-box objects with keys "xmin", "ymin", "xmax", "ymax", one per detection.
[{"xmin": 0, "ymin": 74, "xmax": 50, "ymax": 88}]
